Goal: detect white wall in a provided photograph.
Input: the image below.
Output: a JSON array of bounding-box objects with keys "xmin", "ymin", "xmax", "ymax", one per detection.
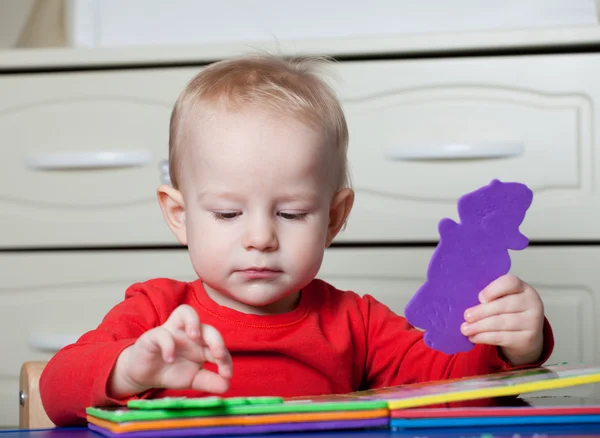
[
  {"xmin": 0, "ymin": 0, "xmax": 65, "ymax": 49},
  {"xmin": 0, "ymin": 0, "xmax": 35, "ymax": 48}
]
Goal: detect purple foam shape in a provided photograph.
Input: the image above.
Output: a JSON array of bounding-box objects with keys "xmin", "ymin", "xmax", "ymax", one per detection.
[
  {"xmin": 87, "ymin": 418, "xmax": 388, "ymax": 437},
  {"xmin": 404, "ymin": 179, "xmax": 533, "ymax": 355}
]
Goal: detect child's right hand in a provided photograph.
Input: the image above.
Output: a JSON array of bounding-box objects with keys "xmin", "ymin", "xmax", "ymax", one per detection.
[{"xmin": 108, "ymin": 304, "xmax": 232, "ymax": 399}]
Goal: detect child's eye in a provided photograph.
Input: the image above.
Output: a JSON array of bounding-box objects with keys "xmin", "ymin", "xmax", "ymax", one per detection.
[
  {"xmin": 212, "ymin": 212, "xmax": 240, "ymax": 220},
  {"xmin": 278, "ymin": 212, "xmax": 308, "ymax": 220}
]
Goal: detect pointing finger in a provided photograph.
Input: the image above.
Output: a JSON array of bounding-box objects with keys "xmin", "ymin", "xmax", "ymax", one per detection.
[
  {"xmin": 200, "ymin": 324, "xmax": 233, "ymax": 379},
  {"xmin": 140, "ymin": 327, "xmax": 176, "ymax": 363}
]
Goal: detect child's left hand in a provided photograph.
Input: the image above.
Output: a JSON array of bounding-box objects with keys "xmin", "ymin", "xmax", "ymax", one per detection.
[{"xmin": 460, "ymin": 274, "xmax": 545, "ymax": 366}]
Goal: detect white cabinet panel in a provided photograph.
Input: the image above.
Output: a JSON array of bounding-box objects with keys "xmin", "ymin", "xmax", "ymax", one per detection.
[{"xmin": 334, "ymin": 54, "xmax": 600, "ymax": 242}]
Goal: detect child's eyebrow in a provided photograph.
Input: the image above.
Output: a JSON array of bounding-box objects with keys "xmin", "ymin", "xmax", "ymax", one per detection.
[
  {"xmin": 197, "ymin": 191, "xmax": 243, "ymax": 202},
  {"xmin": 275, "ymin": 192, "xmax": 321, "ymax": 203},
  {"xmin": 197, "ymin": 190, "xmax": 320, "ymax": 204}
]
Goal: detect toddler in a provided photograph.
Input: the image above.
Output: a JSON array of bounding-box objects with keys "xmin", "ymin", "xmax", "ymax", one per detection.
[{"xmin": 40, "ymin": 53, "xmax": 554, "ymax": 426}]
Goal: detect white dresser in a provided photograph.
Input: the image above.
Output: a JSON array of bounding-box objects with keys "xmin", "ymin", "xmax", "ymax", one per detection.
[{"xmin": 2, "ymin": 28, "xmax": 600, "ymax": 427}]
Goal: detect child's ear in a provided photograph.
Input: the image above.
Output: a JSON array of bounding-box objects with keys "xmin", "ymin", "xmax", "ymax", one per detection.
[
  {"xmin": 157, "ymin": 185, "xmax": 188, "ymax": 245},
  {"xmin": 326, "ymin": 188, "xmax": 354, "ymax": 247}
]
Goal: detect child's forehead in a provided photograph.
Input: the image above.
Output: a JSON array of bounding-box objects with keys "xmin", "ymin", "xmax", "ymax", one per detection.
[
  {"xmin": 181, "ymin": 137, "xmax": 330, "ymax": 192},
  {"xmin": 181, "ymin": 151, "xmax": 330, "ymax": 198},
  {"xmin": 184, "ymin": 107, "xmax": 326, "ymax": 156}
]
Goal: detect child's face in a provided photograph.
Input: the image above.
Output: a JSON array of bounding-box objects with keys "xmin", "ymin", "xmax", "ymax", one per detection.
[{"xmin": 160, "ymin": 107, "xmax": 353, "ymax": 314}]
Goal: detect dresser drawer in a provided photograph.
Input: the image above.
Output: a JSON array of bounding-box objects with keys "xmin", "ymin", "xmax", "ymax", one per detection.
[
  {"xmin": 2, "ymin": 248, "xmax": 590, "ymax": 373},
  {"xmin": 334, "ymin": 54, "xmax": 600, "ymax": 242},
  {"xmin": 0, "ymin": 67, "xmax": 202, "ymax": 248}
]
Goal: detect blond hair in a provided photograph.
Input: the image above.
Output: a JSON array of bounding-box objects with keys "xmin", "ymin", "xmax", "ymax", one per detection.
[{"xmin": 168, "ymin": 53, "xmax": 350, "ymax": 191}]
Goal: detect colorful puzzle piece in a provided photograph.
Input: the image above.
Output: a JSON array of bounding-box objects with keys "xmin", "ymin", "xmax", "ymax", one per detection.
[
  {"xmin": 404, "ymin": 179, "xmax": 533, "ymax": 354},
  {"xmin": 86, "ymin": 408, "xmax": 389, "ymax": 433},
  {"xmin": 87, "ymin": 418, "xmax": 389, "ymax": 437},
  {"xmin": 86, "ymin": 396, "xmax": 388, "ymax": 423},
  {"xmin": 86, "ymin": 395, "xmax": 389, "ymax": 437}
]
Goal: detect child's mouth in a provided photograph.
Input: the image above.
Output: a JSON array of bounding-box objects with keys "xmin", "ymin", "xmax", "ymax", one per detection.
[{"xmin": 237, "ymin": 267, "xmax": 282, "ymax": 279}]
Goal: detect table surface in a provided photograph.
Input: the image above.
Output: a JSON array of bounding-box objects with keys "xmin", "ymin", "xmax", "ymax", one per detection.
[{"xmin": 3, "ymin": 424, "xmax": 600, "ymax": 438}]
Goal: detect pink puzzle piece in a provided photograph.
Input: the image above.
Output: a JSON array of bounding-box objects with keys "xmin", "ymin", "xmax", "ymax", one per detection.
[{"xmin": 404, "ymin": 179, "xmax": 533, "ymax": 354}]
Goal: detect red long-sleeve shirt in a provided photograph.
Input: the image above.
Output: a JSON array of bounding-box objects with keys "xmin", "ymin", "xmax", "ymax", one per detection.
[{"xmin": 40, "ymin": 278, "xmax": 554, "ymax": 426}]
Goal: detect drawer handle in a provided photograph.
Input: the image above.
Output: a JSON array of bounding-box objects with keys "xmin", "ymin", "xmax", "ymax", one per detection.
[
  {"xmin": 159, "ymin": 159, "xmax": 171, "ymax": 185},
  {"xmin": 25, "ymin": 150, "xmax": 152, "ymax": 170},
  {"xmin": 29, "ymin": 333, "xmax": 79, "ymax": 352},
  {"xmin": 384, "ymin": 142, "xmax": 524, "ymax": 161}
]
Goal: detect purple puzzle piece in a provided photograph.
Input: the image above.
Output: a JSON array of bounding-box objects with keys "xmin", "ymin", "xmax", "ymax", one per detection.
[{"xmin": 404, "ymin": 179, "xmax": 533, "ymax": 355}]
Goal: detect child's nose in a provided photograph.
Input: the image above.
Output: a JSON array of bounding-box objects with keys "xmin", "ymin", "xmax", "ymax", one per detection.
[{"xmin": 243, "ymin": 217, "xmax": 279, "ymax": 251}]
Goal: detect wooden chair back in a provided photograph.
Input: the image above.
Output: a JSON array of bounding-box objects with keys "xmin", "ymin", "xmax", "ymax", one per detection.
[{"xmin": 19, "ymin": 361, "xmax": 54, "ymax": 429}]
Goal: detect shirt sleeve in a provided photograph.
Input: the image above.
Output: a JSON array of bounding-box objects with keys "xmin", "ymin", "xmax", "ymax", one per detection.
[
  {"xmin": 359, "ymin": 294, "xmax": 555, "ymax": 389},
  {"xmin": 39, "ymin": 286, "xmax": 168, "ymax": 426}
]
